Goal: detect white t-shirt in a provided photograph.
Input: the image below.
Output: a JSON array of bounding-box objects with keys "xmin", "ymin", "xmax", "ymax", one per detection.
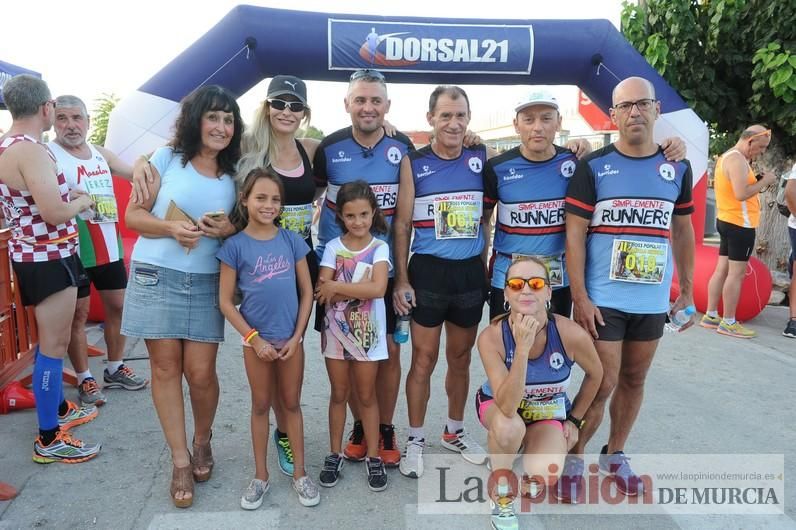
[{"xmin": 788, "ymin": 163, "xmax": 796, "ymax": 230}]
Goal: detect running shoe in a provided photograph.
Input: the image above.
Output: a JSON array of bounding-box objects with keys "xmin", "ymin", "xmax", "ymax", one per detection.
[
  {"xmin": 554, "ymin": 454, "xmax": 585, "ymax": 504},
  {"xmin": 699, "ymin": 313, "xmax": 721, "ymax": 329},
  {"xmin": 521, "ymin": 474, "xmax": 545, "ymax": 499},
  {"xmin": 273, "ymin": 430, "xmax": 294, "ymax": 476},
  {"xmin": 440, "ymin": 427, "xmax": 487, "ymax": 465},
  {"xmin": 490, "ymin": 484, "xmax": 518, "ymax": 530},
  {"xmin": 33, "ymin": 430, "xmax": 101, "ymax": 464},
  {"xmin": 379, "ymin": 424, "xmax": 401, "ymax": 467},
  {"xmin": 293, "ymin": 475, "xmax": 320, "ymax": 506},
  {"xmin": 717, "ymin": 320, "xmax": 757, "ymax": 339},
  {"xmin": 366, "ymin": 456, "xmax": 388, "ymax": 492},
  {"xmin": 319, "ymin": 453, "xmax": 344, "ymax": 487},
  {"xmin": 399, "ymin": 436, "xmax": 425, "ymax": 478},
  {"xmin": 103, "ymin": 364, "xmax": 149, "ymax": 390},
  {"xmin": 343, "ymin": 420, "xmax": 367, "ymax": 461},
  {"xmin": 240, "ymin": 478, "xmax": 270, "ymax": 510},
  {"xmin": 599, "ymin": 445, "xmax": 645, "ymax": 496},
  {"xmin": 783, "ymin": 319, "xmax": 796, "ymax": 338},
  {"xmin": 58, "ymin": 400, "xmax": 98, "ymax": 431},
  {"xmin": 78, "ymin": 377, "xmax": 106, "ymax": 407}
]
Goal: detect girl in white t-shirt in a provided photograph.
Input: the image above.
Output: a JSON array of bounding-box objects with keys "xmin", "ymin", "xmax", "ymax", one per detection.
[{"xmin": 314, "ymin": 180, "xmax": 391, "ymax": 492}]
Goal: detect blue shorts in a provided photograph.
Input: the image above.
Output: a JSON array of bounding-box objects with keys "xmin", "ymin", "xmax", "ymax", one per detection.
[{"xmin": 121, "ymin": 261, "xmax": 224, "ymax": 343}]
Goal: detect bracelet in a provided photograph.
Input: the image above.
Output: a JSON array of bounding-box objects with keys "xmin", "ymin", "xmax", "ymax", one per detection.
[{"xmin": 243, "ymin": 329, "xmax": 259, "ymax": 344}]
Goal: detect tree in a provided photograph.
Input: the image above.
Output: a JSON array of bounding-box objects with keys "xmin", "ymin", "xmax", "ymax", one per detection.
[
  {"xmin": 88, "ymin": 93, "xmax": 119, "ymax": 147},
  {"xmin": 300, "ymin": 125, "xmax": 324, "ymax": 140}
]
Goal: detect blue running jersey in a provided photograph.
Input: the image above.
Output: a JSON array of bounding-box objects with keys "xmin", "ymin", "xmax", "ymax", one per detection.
[
  {"xmin": 565, "ymin": 145, "xmax": 694, "ymax": 314},
  {"xmin": 409, "ymin": 144, "xmax": 488, "ymax": 260},
  {"xmin": 481, "ymin": 318, "xmax": 573, "ymax": 422},
  {"xmin": 313, "ymin": 127, "xmax": 414, "ymax": 267},
  {"xmin": 484, "ymin": 145, "xmax": 576, "ymax": 290}
]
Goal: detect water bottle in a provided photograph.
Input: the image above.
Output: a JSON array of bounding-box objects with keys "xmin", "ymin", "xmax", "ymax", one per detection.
[
  {"xmin": 394, "ymin": 294, "xmax": 412, "ymax": 344},
  {"xmin": 665, "ymin": 305, "xmax": 696, "ymax": 332}
]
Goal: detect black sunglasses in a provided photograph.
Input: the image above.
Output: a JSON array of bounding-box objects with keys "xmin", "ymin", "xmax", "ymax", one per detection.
[
  {"xmin": 350, "ymin": 69, "xmax": 385, "ymax": 81},
  {"xmin": 267, "ymin": 99, "xmax": 306, "ymax": 112}
]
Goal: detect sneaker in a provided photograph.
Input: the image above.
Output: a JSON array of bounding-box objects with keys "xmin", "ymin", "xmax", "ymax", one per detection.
[
  {"xmin": 440, "ymin": 427, "xmax": 487, "ymax": 465},
  {"xmin": 399, "ymin": 437, "xmax": 425, "ymax": 478},
  {"xmin": 58, "ymin": 400, "xmax": 98, "ymax": 431},
  {"xmin": 240, "ymin": 478, "xmax": 270, "ymax": 510},
  {"xmin": 366, "ymin": 456, "xmax": 388, "ymax": 492},
  {"xmin": 699, "ymin": 313, "xmax": 721, "ymax": 329},
  {"xmin": 490, "ymin": 484, "xmax": 519, "ymax": 530},
  {"xmin": 521, "ymin": 474, "xmax": 545, "ymax": 499},
  {"xmin": 33, "ymin": 430, "xmax": 101, "ymax": 464},
  {"xmin": 319, "ymin": 453, "xmax": 344, "ymax": 487},
  {"xmin": 599, "ymin": 445, "xmax": 645, "ymax": 496},
  {"xmin": 293, "ymin": 475, "xmax": 320, "ymax": 506},
  {"xmin": 379, "ymin": 424, "xmax": 401, "ymax": 467},
  {"xmin": 78, "ymin": 377, "xmax": 106, "ymax": 407},
  {"xmin": 554, "ymin": 455, "xmax": 585, "ymax": 504},
  {"xmin": 783, "ymin": 319, "xmax": 796, "ymax": 338},
  {"xmin": 717, "ymin": 319, "xmax": 757, "ymax": 339},
  {"xmin": 103, "ymin": 364, "xmax": 149, "ymax": 390},
  {"xmin": 343, "ymin": 420, "xmax": 367, "ymax": 461},
  {"xmin": 273, "ymin": 430, "xmax": 294, "ymax": 476}
]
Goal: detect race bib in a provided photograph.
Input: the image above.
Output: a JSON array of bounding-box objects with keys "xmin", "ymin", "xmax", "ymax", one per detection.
[
  {"xmin": 82, "ymin": 192, "xmax": 118, "ymax": 224},
  {"xmin": 518, "ymin": 394, "xmax": 567, "ymax": 422},
  {"xmin": 609, "ymin": 239, "xmax": 668, "ymax": 284},
  {"xmin": 280, "ymin": 203, "xmax": 313, "ymax": 240},
  {"xmin": 433, "ymin": 197, "xmax": 480, "ymax": 239},
  {"xmin": 512, "ymin": 253, "xmax": 564, "ymax": 287}
]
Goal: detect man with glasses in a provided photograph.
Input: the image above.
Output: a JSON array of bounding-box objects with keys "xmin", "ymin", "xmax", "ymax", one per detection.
[
  {"xmin": 0, "ymin": 74, "xmax": 101, "ymax": 463},
  {"xmin": 700, "ymin": 125, "xmax": 776, "ymax": 338},
  {"xmin": 313, "ymin": 68, "xmax": 414, "ymax": 469},
  {"xmin": 560, "ymin": 77, "xmax": 695, "ymax": 500},
  {"xmin": 49, "ymin": 95, "xmax": 148, "ymax": 409}
]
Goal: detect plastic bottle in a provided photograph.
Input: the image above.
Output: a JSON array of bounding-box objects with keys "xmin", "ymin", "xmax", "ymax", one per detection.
[
  {"xmin": 394, "ymin": 294, "xmax": 412, "ymax": 344},
  {"xmin": 665, "ymin": 305, "xmax": 696, "ymax": 332}
]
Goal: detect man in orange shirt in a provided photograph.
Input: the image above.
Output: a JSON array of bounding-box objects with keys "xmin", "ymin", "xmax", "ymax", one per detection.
[{"xmin": 701, "ymin": 125, "xmax": 776, "ymax": 338}]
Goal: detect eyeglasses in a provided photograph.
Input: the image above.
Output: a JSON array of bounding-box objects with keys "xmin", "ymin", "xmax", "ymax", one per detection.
[
  {"xmin": 505, "ymin": 277, "xmax": 548, "ymax": 291},
  {"xmin": 612, "ymin": 98, "xmax": 656, "ymax": 113},
  {"xmin": 41, "ymin": 99, "xmax": 56, "ymax": 109},
  {"xmin": 267, "ymin": 99, "xmax": 306, "ymax": 112},
  {"xmin": 350, "ymin": 69, "xmax": 385, "ymax": 82}
]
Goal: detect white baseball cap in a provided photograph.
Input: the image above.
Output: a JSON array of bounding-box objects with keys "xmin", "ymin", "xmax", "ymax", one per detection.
[{"xmin": 515, "ymin": 90, "xmax": 559, "ymax": 113}]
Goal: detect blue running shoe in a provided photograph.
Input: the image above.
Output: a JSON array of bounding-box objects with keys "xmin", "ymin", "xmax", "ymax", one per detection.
[
  {"xmin": 599, "ymin": 445, "xmax": 645, "ymax": 496},
  {"xmin": 554, "ymin": 454, "xmax": 584, "ymax": 504},
  {"xmin": 273, "ymin": 430, "xmax": 294, "ymax": 476}
]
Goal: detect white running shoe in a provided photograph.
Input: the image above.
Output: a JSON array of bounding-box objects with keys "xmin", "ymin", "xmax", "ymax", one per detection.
[
  {"xmin": 441, "ymin": 427, "xmax": 488, "ymax": 465},
  {"xmin": 399, "ymin": 437, "xmax": 425, "ymax": 478}
]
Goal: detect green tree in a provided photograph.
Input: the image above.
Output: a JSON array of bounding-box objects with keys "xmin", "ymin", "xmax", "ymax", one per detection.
[
  {"xmin": 299, "ymin": 125, "xmax": 324, "ymax": 140},
  {"xmin": 621, "ymin": 0, "xmax": 795, "ymax": 156},
  {"xmin": 88, "ymin": 93, "xmax": 119, "ymax": 146}
]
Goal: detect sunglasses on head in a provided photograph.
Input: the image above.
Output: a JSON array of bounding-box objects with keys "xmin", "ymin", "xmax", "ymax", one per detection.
[
  {"xmin": 267, "ymin": 99, "xmax": 306, "ymax": 112},
  {"xmin": 505, "ymin": 277, "xmax": 548, "ymax": 291},
  {"xmin": 350, "ymin": 68, "xmax": 385, "ymax": 81},
  {"xmin": 749, "ymin": 129, "xmax": 771, "ymax": 140}
]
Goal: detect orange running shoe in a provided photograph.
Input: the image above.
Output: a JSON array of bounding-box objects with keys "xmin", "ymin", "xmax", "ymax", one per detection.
[
  {"xmin": 343, "ymin": 420, "xmax": 367, "ymax": 461},
  {"xmin": 379, "ymin": 424, "xmax": 401, "ymax": 467},
  {"xmin": 58, "ymin": 400, "xmax": 98, "ymax": 431}
]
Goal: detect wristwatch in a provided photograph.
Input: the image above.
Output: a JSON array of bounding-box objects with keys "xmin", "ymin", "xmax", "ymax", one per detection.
[{"xmin": 566, "ymin": 413, "xmax": 585, "ymax": 430}]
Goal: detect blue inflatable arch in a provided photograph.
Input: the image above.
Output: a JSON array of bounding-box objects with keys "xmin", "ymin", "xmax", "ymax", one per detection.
[{"xmin": 105, "ymin": 5, "xmax": 709, "ymax": 241}]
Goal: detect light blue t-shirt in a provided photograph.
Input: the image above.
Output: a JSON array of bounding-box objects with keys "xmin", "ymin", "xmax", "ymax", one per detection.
[
  {"xmin": 217, "ymin": 228, "xmax": 310, "ymax": 343},
  {"xmin": 131, "ymin": 146, "xmax": 236, "ymax": 274}
]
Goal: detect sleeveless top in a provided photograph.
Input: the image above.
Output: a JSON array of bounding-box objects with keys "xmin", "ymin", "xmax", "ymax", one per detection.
[
  {"xmin": 0, "ymin": 135, "xmax": 77, "ymax": 262},
  {"xmin": 715, "ymin": 149, "xmax": 760, "ymax": 228},
  {"xmin": 481, "ymin": 317, "xmax": 573, "ymax": 422},
  {"xmin": 274, "ymin": 140, "xmax": 316, "ymax": 246}
]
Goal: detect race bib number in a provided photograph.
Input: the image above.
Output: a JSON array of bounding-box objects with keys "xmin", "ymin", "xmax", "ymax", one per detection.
[
  {"xmin": 433, "ymin": 198, "xmax": 480, "ymax": 239},
  {"xmin": 512, "ymin": 253, "xmax": 564, "ymax": 287},
  {"xmin": 609, "ymin": 239, "xmax": 668, "ymax": 284},
  {"xmin": 280, "ymin": 203, "xmax": 313, "ymax": 240},
  {"xmin": 85, "ymin": 192, "xmax": 118, "ymax": 224},
  {"xmin": 518, "ymin": 394, "xmax": 566, "ymax": 422}
]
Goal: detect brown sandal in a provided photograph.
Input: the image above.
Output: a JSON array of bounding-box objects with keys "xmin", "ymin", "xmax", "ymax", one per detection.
[
  {"xmin": 192, "ymin": 431, "xmax": 214, "ymax": 482},
  {"xmin": 170, "ymin": 464, "xmax": 194, "ymax": 508}
]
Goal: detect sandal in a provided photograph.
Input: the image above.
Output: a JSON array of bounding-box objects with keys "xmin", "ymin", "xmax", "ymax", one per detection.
[
  {"xmin": 192, "ymin": 431, "xmax": 214, "ymax": 482},
  {"xmin": 170, "ymin": 463, "xmax": 194, "ymax": 508}
]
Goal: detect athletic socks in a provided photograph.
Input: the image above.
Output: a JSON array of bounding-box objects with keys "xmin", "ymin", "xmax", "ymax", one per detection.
[
  {"xmin": 706, "ymin": 310, "xmax": 719, "ymax": 318},
  {"xmin": 32, "ymin": 346, "xmax": 63, "ymax": 431},
  {"xmin": 446, "ymin": 418, "xmax": 464, "ymax": 434},
  {"xmin": 724, "ymin": 318, "xmax": 737, "ymax": 325},
  {"xmin": 76, "ymin": 370, "xmax": 92, "ymax": 386},
  {"xmin": 408, "ymin": 426, "xmax": 425, "ymax": 440},
  {"xmin": 107, "ymin": 361, "xmax": 123, "ymax": 375}
]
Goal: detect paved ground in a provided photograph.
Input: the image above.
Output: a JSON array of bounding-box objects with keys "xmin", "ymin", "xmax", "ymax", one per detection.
[{"xmin": 1, "ymin": 304, "xmax": 795, "ymax": 529}]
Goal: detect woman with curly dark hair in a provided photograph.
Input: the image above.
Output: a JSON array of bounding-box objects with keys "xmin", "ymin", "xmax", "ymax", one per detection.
[{"xmin": 121, "ymin": 85, "xmax": 242, "ymax": 508}]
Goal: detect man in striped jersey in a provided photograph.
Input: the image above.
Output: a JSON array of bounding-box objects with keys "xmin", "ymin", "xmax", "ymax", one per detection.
[{"xmin": 50, "ymin": 95, "xmax": 148, "ymax": 408}]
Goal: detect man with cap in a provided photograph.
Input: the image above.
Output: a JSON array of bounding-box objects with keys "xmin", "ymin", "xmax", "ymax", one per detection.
[{"xmin": 484, "ymin": 90, "xmax": 686, "ymax": 320}]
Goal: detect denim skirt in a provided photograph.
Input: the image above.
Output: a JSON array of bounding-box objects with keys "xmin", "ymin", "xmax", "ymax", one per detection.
[{"xmin": 121, "ymin": 261, "xmax": 224, "ymax": 343}]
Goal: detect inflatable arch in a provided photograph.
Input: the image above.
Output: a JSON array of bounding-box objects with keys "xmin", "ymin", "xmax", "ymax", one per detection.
[{"xmin": 104, "ymin": 6, "xmax": 771, "ymax": 319}]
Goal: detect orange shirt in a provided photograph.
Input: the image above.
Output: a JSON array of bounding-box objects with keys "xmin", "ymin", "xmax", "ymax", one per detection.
[{"xmin": 714, "ymin": 149, "xmax": 760, "ymax": 228}]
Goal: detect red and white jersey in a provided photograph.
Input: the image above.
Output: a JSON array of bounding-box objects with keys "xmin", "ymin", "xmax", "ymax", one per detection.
[{"xmin": 0, "ymin": 135, "xmax": 77, "ymax": 262}]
